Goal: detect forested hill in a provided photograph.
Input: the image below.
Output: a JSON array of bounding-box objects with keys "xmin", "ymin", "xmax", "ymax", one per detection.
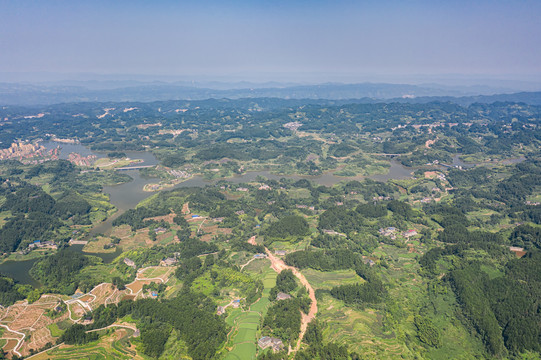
[
  {"xmin": 1, "ymin": 81, "xmax": 540, "ymax": 106},
  {"xmin": 389, "ymin": 91, "xmax": 541, "ymax": 106}
]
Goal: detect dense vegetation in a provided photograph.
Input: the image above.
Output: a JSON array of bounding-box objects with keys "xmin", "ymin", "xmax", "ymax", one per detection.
[
  {"xmin": 285, "ymin": 249, "xmax": 363, "ymax": 271},
  {"xmin": 0, "ymin": 276, "xmax": 26, "ymax": 306},
  {"xmin": 0, "ymin": 98, "xmax": 540, "ymax": 359},
  {"xmin": 30, "ymin": 250, "xmax": 95, "ymax": 294},
  {"xmin": 59, "ymin": 291, "xmax": 227, "ymax": 359},
  {"xmin": 263, "ymin": 215, "xmax": 310, "ymax": 243}
]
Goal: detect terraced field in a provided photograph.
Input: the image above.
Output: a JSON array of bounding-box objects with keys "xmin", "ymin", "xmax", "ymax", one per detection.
[
  {"xmin": 30, "ymin": 328, "xmax": 142, "ymax": 360},
  {"xmin": 317, "ymin": 294, "xmax": 411, "ymax": 359},
  {"xmin": 301, "ymin": 268, "xmax": 364, "ymax": 290},
  {"xmin": 224, "ymin": 266, "xmax": 276, "ymax": 360},
  {"xmin": 138, "ymin": 266, "xmax": 172, "ymax": 280}
]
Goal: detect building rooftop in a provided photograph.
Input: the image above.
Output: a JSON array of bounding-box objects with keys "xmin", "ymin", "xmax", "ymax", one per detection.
[{"xmin": 276, "ymin": 292, "xmax": 292, "ymax": 301}]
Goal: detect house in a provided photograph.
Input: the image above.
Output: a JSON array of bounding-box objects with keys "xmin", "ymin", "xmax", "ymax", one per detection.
[
  {"xmin": 403, "ymin": 229, "xmax": 418, "ymax": 238},
  {"xmin": 379, "ymin": 227, "xmax": 396, "ymax": 237},
  {"xmin": 232, "ymin": 299, "xmax": 241, "ymax": 308},
  {"xmin": 276, "ymin": 292, "xmax": 292, "ymax": 301},
  {"xmin": 30, "ymin": 240, "xmax": 57, "ymax": 250},
  {"xmin": 362, "ymin": 257, "xmax": 376, "ymax": 267},
  {"xmin": 161, "ymin": 257, "xmax": 177, "ymax": 266},
  {"xmin": 258, "ymin": 337, "xmax": 284, "ymax": 352},
  {"xmin": 192, "ymin": 214, "xmax": 200, "ymax": 218},
  {"xmin": 150, "ymin": 292, "xmax": 158, "ymax": 298},
  {"xmin": 271, "ymin": 338, "xmax": 284, "ymax": 351},
  {"xmin": 258, "ymin": 336, "xmax": 272, "ymax": 349},
  {"xmin": 275, "ymin": 250, "xmax": 286, "ymax": 256},
  {"xmin": 237, "ymin": 187, "xmax": 249, "ymax": 192},
  {"xmin": 154, "ymin": 227, "xmax": 167, "ymax": 234},
  {"xmin": 254, "ymin": 253, "xmax": 267, "ymax": 259},
  {"xmin": 28, "ymin": 240, "xmax": 40, "ymax": 249},
  {"xmin": 216, "ymin": 306, "xmax": 225, "ymax": 316},
  {"xmin": 322, "ymin": 229, "xmax": 347, "ymax": 237},
  {"xmin": 510, "ymin": 246, "xmax": 527, "ymax": 258},
  {"xmin": 124, "ymin": 258, "xmax": 136, "ymax": 268}
]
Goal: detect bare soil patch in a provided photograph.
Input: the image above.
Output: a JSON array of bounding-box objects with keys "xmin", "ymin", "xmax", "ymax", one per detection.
[
  {"xmin": 22, "ymin": 326, "xmax": 55, "ymax": 355},
  {"xmin": 70, "ymin": 302, "xmax": 87, "ymax": 318},
  {"xmin": 424, "ymin": 171, "xmax": 438, "ymax": 179},
  {"xmin": 2, "ymin": 339, "xmax": 17, "ymax": 352},
  {"xmin": 126, "ymin": 280, "xmax": 154, "ymax": 295},
  {"xmin": 90, "ymin": 283, "xmax": 115, "ymax": 308},
  {"xmin": 156, "ymin": 231, "xmax": 177, "ymax": 244},
  {"xmin": 79, "ymin": 295, "xmax": 93, "ymax": 303},
  {"xmin": 111, "ymin": 224, "xmax": 132, "ymax": 239},
  {"xmin": 182, "ymin": 202, "xmax": 190, "ymax": 214},
  {"xmin": 83, "ymin": 236, "xmax": 117, "ymax": 253},
  {"xmin": 144, "ymin": 212, "xmax": 176, "ymax": 224}
]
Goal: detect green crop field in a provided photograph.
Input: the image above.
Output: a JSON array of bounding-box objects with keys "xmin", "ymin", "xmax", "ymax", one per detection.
[
  {"xmin": 47, "ymin": 322, "xmax": 64, "ymax": 337},
  {"xmin": 233, "ymin": 326, "xmax": 256, "ymax": 343},
  {"xmin": 224, "ymin": 342, "xmax": 257, "ymax": 360},
  {"xmin": 302, "ymin": 268, "xmax": 363, "ymax": 290},
  {"xmin": 222, "ymin": 266, "xmax": 277, "ymax": 360}
]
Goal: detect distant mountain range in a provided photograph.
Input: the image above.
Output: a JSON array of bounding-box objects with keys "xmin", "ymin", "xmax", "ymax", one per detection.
[{"xmin": 1, "ymin": 82, "xmax": 540, "ymax": 106}]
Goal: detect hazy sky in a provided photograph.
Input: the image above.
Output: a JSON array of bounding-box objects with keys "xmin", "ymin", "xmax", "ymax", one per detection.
[{"xmin": 1, "ymin": 0, "xmax": 541, "ymax": 82}]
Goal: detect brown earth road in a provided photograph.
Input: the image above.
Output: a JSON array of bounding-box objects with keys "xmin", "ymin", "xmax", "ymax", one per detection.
[
  {"xmin": 264, "ymin": 247, "xmax": 317, "ymax": 353},
  {"xmin": 86, "ymin": 323, "xmax": 137, "ymax": 333},
  {"xmin": 239, "ymin": 257, "xmax": 256, "ymax": 270}
]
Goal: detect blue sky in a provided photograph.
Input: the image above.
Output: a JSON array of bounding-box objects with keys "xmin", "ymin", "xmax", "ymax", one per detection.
[{"xmin": 1, "ymin": 0, "xmax": 540, "ymax": 82}]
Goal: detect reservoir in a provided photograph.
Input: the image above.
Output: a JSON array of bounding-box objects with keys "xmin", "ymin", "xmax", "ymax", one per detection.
[{"xmin": 44, "ymin": 140, "xmax": 414, "ymax": 213}]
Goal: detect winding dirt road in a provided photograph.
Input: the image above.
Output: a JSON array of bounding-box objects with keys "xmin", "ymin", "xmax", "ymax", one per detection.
[{"xmin": 264, "ymin": 248, "xmax": 317, "ymax": 352}]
